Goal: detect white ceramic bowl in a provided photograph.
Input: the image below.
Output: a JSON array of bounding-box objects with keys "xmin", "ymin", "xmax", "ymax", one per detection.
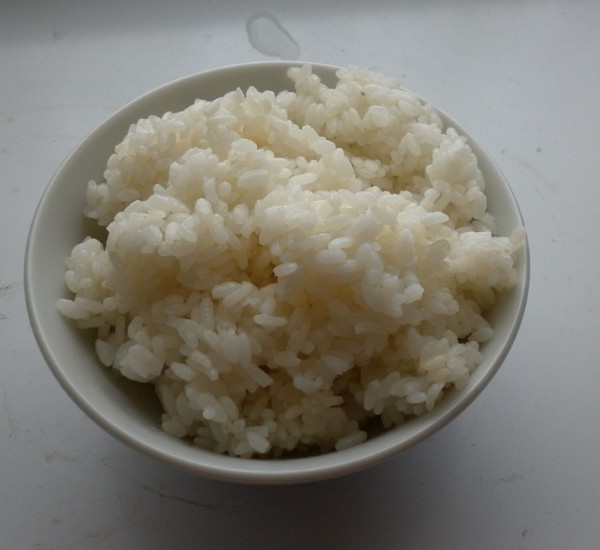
[{"xmin": 25, "ymin": 61, "xmax": 529, "ymax": 484}]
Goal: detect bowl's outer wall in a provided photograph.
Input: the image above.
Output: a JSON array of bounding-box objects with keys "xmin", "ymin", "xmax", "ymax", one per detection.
[{"xmin": 25, "ymin": 62, "xmax": 529, "ymax": 483}]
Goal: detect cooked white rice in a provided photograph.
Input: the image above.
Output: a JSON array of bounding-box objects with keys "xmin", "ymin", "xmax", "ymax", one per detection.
[{"xmin": 58, "ymin": 65, "xmax": 524, "ymax": 457}]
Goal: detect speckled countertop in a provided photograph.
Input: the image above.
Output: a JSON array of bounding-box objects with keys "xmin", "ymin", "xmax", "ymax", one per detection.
[{"xmin": 2, "ymin": 2, "xmax": 599, "ymax": 548}]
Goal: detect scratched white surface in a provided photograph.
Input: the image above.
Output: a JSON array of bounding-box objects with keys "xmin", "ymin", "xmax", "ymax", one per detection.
[{"xmin": 2, "ymin": 1, "xmax": 600, "ymax": 548}]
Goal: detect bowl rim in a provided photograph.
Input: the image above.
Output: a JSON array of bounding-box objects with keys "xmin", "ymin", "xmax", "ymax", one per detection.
[{"xmin": 24, "ymin": 60, "xmax": 530, "ymax": 484}]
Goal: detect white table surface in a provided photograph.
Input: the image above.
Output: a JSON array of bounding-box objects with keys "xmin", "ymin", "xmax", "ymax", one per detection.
[{"xmin": 2, "ymin": 1, "xmax": 599, "ymax": 548}]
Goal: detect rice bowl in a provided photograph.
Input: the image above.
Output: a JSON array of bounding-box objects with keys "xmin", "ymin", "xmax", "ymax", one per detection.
[{"xmin": 25, "ymin": 62, "xmax": 529, "ymax": 483}]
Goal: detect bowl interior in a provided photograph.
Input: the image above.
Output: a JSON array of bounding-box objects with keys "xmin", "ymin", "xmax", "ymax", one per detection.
[{"xmin": 25, "ymin": 62, "xmax": 529, "ymax": 483}]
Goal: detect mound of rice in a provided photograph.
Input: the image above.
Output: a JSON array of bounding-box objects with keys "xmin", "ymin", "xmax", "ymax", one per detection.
[{"xmin": 58, "ymin": 65, "xmax": 524, "ymax": 457}]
